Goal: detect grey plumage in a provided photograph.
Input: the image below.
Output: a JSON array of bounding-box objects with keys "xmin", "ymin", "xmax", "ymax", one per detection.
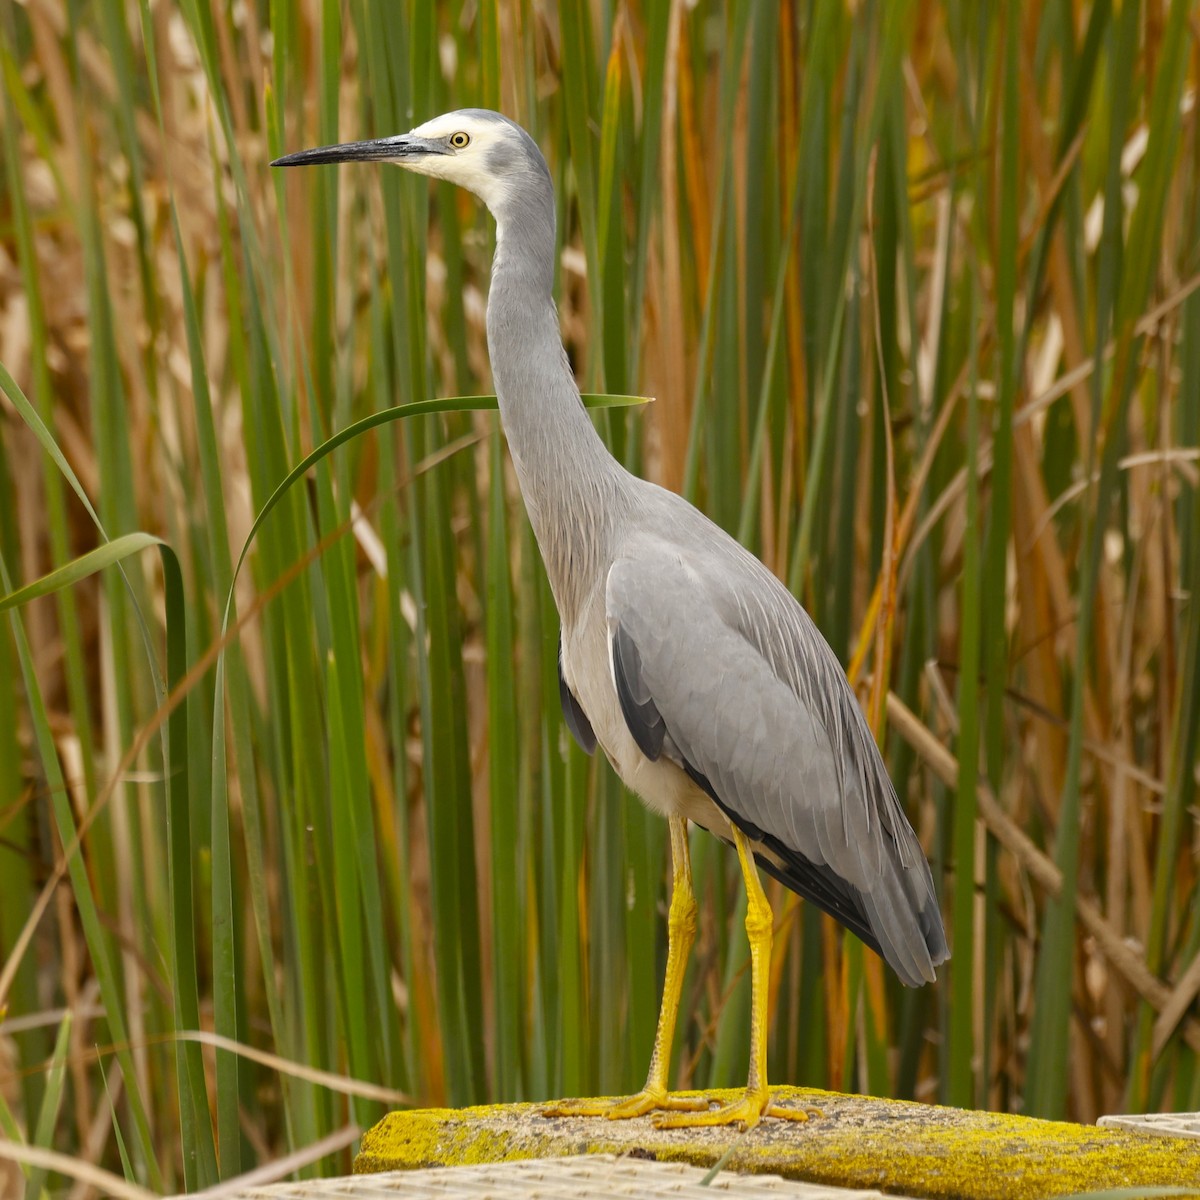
[
  {"xmin": 604, "ymin": 514, "xmax": 946, "ymax": 985},
  {"xmin": 273, "ymin": 109, "xmax": 947, "ymax": 994}
]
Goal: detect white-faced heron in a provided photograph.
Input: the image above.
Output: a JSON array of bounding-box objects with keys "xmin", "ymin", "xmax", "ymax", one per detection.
[{"xmin": 274, "ymin": 109, "xmax": 948, "ymax": 1129}]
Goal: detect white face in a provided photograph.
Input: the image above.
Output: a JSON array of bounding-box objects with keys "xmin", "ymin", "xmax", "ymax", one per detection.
[
  {"xmin": 400, "ymin": 112, "xmax": 517, "ymax": 210},
  {"xmin": 273, "ymin": 109, "xmax": 536, "ymax": 218}
]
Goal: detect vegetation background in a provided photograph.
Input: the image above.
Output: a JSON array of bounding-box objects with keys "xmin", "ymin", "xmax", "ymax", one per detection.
[{"xmin": 1, "ymin": 0, "xmax": 1198, "ymax": 1193}]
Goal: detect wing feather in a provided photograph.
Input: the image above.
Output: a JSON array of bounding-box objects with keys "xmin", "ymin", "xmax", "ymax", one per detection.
[
  {"xmin": 610, "ymin": 620, "xmax": 665, "ymax": 759},
  {"xmin": 606, "ymin": 546, "xmax": 948, "ymax": 986},
  {"xmin": 558, "ymin": 636, "xmax": 596, "ymax": 754}
]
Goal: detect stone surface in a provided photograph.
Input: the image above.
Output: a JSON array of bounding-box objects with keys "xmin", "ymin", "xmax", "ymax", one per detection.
[
  {"xmin": 355, "ymin": 1087, "xmax": 1200, "ymax": 1200},
  {"xmin": 1100, "ymin": 1109, "xmax": 1200, "ymax": 1140},
  {"xmin": 221, "ymin": 1154, "xmax": 906, "ymax": 1197}
]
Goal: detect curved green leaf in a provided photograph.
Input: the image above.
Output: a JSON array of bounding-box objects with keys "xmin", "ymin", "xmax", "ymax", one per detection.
[
  {"xmin": 0, "ymin": 534, "xmax": 163, "ymax": 615},
  {"xmin": 222, "ymin": 391, "xmax": 649, "ymax": 623}
]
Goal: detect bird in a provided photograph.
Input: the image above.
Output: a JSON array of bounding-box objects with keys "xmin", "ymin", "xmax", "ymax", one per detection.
[{"xmin": 273, "ymin": 109, "xmax": 948, "ymax": 1130}]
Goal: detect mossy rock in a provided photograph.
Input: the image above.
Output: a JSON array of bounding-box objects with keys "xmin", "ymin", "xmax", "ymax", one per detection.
[{"xmin": 355, "ymin": 1087, "xmax": 1200, "ymax": 1199}]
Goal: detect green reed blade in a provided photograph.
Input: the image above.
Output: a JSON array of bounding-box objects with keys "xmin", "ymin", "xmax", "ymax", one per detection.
[{"xmin": 24, "ymin": 1010, "xmax": 70, "ymax": 1200}]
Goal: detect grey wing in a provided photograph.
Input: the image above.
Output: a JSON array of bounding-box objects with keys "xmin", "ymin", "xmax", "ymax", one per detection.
[{"xmin": 606, "ymin": 550, "xmax": 948, "ymax": 987}]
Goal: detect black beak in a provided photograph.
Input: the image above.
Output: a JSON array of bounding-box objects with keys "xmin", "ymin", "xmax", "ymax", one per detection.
[{"xmin": 271, "ymin": 135, "xmax": 443, "ymax": 168}]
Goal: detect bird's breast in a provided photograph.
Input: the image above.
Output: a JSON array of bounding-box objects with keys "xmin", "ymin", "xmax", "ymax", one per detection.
[{"xmin": 560, "ymin": 604, "xmax": 724, "ymax": 833}]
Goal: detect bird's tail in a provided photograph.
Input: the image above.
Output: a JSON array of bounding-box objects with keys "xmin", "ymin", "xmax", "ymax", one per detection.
[
  {"xmin": 756, "ymin": 831, "xmax": 948, "ymax": 987},
  {"xmin": 859, "ymin": 849, "xmax": 949, "ymax": 986}
]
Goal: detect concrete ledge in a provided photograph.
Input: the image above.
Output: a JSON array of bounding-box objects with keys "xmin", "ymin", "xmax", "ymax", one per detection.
[{"xmin": 355, "ymin": 1088, "xmax": 1200, "ymax": 1199}]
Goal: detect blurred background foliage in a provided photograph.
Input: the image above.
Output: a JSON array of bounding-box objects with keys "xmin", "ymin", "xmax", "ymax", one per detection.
[{"xmin": 1, "ymin": 0, "xmax": 1198, "ymax": 1191}]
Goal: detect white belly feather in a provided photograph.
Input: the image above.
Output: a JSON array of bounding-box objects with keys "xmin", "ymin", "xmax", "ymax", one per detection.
[{"xmin": 560, "ymin": 598, "xmax": 725, "ymax": 836}]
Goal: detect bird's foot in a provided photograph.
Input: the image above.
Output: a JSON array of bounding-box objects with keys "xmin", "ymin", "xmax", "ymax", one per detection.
[
  {"xmin": 541, "ymin": 1087, "xmax": 711, "ymax": 1120},
  {"xmin": 651, "ymin": 1088, "xmax": 821, "ymax": 1131}
]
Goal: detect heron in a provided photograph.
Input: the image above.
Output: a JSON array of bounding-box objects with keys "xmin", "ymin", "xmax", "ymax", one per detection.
[{"xmin": 274, "ymin": 109, "xmax": 948, "ymax": 1130}]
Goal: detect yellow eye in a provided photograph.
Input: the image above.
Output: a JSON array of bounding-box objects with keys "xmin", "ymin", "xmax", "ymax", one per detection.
[{"xmin": 449, "ymin": 131, "xmax": 470, "ymax": 149}]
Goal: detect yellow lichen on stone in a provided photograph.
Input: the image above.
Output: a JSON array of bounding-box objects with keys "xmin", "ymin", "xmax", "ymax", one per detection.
[{"xmin": 355, "ymin": 1088, "xmax": 1200, "ymax": 1199}]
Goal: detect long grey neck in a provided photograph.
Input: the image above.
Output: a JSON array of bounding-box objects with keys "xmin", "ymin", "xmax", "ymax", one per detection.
[{"xmin": 487, "ymin": 192, "xmax": 629, "ymax": 626}]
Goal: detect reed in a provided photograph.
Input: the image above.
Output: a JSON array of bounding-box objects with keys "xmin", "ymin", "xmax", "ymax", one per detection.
[{"xmin": 1, "ymin": 1, "xmax": 1197, "ymax": 1190}]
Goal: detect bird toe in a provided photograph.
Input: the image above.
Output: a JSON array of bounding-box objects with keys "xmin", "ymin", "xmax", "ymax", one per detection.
[{"xmin": 541, "ymin": 1088, "xmax": 711, "ymax": 1121}]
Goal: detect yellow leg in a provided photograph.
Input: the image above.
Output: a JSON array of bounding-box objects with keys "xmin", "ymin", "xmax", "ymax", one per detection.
[
  {"xmin": 542, "ymin": 816, "xmax": 709, "ymax": 1118},
  {"xmin": 654, "ymin": 823, "xmax": 820, "ymax": 1130}
]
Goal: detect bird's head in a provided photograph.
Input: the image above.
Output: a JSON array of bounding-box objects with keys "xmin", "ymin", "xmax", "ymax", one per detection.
[{"xmin": 272, "ymin": 108, "xmax": 550, "ymax": 220}]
